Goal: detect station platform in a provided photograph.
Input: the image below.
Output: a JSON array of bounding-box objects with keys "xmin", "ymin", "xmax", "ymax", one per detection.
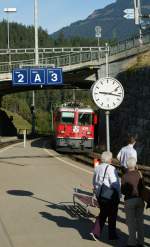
[{"xmin": 0, "ymin": 139, "xmax": 149, "ymax": 247}]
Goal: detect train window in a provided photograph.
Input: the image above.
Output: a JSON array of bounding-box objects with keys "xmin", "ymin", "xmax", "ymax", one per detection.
[
  {"xmin": 61, "ymin": 112, "xmax": 75, "ymax": 124},
  {"xmin": 78, "ymin": 113, "xmax": 92, "ymax": 125}
]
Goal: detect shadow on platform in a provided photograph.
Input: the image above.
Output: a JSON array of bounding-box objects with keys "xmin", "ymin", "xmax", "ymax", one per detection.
[{"xmin": 6, "ymin": 189, "xmax": 150, "ymax": 246}]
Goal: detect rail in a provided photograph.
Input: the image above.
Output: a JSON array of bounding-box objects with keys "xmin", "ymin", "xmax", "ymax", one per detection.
[
  {"xmin": 72, "ymin": 152, "xmax": 150, "ymax": 187},
  {"xmin": 0, "ymin": 139, "xmax": 21, "ymax": 148}
]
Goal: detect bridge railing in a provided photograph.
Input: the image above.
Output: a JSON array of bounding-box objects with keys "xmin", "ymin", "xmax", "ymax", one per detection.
[
  {"xmin": 0, "ymin": 52, "xmax": 101, "ymax": 73},
  {"xmin": 0, "ymin": 32, "xmax": 150, "ymax": 74},
  {"xmin": 110, "ymin": 32, "xmax": 150, "ymax": 55}
]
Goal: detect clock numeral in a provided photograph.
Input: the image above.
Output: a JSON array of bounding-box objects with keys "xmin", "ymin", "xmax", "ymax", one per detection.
[{"xmin": 113, "ymin": 102, "xmax": 116, "ymax": 106}]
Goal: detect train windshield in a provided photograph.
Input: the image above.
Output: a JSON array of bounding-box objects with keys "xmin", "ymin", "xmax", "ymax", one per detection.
[
  {"xmin": 78, "ymin": 113, "xmax": 92, "ymax": 125},
  {"xmin": 61, "ymin": 112, "xmax": 74, "ymax": 124}
]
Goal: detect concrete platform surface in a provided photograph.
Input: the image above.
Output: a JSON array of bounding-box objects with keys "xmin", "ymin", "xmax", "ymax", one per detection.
[{"xmin": 0, "ymin": 139, "xmax": 149, "ymax": 247}]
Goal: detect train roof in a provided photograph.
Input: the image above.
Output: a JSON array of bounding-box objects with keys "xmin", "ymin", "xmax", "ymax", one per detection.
[
  {"xmin": 57, "ymin": 107, "xmax": 94, "ymax": 113},
  {"xmin": 56, "ymin": 102, "xmax": 94, "ymax": 113}
]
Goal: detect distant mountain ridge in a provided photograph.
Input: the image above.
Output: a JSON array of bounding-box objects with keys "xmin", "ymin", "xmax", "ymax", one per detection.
[{"xmin": 51, "ymin": 0, "xmax": 150, "ymax": 41}]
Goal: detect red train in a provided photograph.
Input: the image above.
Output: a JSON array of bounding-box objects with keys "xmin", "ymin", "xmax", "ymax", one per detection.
[{"xmin": 53, "ymin": 102, "xmax": 97, "ymax": 152}]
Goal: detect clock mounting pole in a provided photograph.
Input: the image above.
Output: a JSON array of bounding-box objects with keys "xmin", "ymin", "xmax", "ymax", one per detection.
[
  {"xmin": 105, "ymin": 111, "xmax": 110, "ymax": 151},
  {"xmin": 105, "ymin": 43, "xmax": 110, "ymax": 151}
]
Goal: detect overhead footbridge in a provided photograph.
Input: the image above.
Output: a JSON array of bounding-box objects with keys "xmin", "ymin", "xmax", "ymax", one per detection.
[{"xmin": 0, "ymin": 33, "xmax": 150, "ymax": 96}]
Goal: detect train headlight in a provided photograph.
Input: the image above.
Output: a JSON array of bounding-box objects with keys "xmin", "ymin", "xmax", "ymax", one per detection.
[
  {"xmin": 60, "ymin": 130, "xmax": 65, "ymax": 134},
  {"xmin": 87, "ymin": 131, "xmax": 91, "ymax": 135}
]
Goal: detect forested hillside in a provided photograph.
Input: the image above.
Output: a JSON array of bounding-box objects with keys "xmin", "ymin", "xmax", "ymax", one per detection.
[{"xmin": 0, "ymin": 20, "xmax": 111, "ymax": 50}]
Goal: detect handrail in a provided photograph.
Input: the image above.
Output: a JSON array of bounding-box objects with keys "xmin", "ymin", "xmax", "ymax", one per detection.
[
  {"xmin": 0, "ymin": 46, "xmax": 107, "ymax": 55},
  {"xmin": 0, "ymin": 32, "xmax": 149, "ymax": 75}
]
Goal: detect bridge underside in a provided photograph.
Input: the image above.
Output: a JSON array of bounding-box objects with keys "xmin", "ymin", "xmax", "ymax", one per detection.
[{"xmin": 0, "ymin": 67, "xmax": 98, "ymax": 97}]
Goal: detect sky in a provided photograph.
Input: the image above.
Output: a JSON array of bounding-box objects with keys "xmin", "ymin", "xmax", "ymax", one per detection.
[{"xmin": 0, "ymin": 0, "xmax": 116, "ymax": 34}]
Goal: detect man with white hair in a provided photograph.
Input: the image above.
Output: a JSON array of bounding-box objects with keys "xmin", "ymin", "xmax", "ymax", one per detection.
[
  {"xmin": 90, "ymin": 151, "xmax": 120, "ymax": 241},
  {"xmin": 121, "ymin": 157, "xmax": 144, "ymax": 247}
]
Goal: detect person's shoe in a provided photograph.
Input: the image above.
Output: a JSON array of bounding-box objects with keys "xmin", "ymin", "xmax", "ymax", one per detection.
[
  {"xmin": 126, "ymin": 245, "xmax": 136, "ymax": 247},
  {"xmin": 109, "ymin": 235, "xmax": 119, "ymax": 240},
  {"xmin": 90, "ymin": 232, "xmax": 99, "ymax": 241},
  {"xmin": 109, "ymin": 234, "xmax": 119, "ymax": 240}
]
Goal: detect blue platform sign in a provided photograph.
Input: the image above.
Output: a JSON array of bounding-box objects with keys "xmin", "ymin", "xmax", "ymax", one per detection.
[
  {"xmin": 30, "ymin": 68, "xmax": 46, "ymax": 85},
  {"xmin": 47, "ymin": 68, "xmax": 63, "ymax": 85},
  {"xmin": 12, "ymin": 68, "xmax": 63, "ymax": 86},
  {"xmin": 12, "ymin": 69, "xmax": 28, "ymax": 85}
]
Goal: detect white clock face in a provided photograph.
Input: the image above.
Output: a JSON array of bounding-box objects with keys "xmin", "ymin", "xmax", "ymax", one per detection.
[{"xmin": 92, "ymin": 77, "xmax": 124, "ymax": 110}]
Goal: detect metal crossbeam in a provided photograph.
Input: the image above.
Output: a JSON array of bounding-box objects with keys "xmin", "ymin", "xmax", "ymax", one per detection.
[
  {"xmin": 0, "ymin": 46, "xmax": 107, "ymax": 55},
  {"xmin": 0, "ymin": 32, "xmax": 149, "ymax": 76}
]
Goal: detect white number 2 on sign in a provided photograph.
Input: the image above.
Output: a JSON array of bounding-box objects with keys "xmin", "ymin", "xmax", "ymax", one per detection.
[{"xmin": 18, "ymin": 73, "xmax": 24, "ymax": 83}]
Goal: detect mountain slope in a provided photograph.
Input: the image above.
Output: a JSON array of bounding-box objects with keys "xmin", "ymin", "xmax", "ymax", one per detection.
[{"xmin": 51, "ymin": 0, "xmax": 150, "ymax": 41}]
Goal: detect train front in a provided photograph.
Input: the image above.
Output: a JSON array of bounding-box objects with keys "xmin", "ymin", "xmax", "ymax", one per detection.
[{"xmin": 53, "ymin": 104, "xmax": 97, "ymax": 152}]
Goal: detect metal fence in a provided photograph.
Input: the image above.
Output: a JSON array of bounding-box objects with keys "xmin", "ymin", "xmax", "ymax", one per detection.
[{"xmin": 0, "ymin": 32, "xmax": 150, "ymax": 74}]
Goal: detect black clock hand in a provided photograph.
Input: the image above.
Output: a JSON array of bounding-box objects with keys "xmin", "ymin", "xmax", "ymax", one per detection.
[
  {"xmin": 99, "ymin": 92, "xmax": 121, "ymax": 97},
  {"xmin": 110, "ymin": 87, "xmax": 120, "ymax": 93}
]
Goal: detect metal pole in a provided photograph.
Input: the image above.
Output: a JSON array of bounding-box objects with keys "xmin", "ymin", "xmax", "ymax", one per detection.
[
  {"xmin": 51, "ymin": 104, "xmax": 53, "ymax": 132},
  {"xmin": 31, "ymin": 0, "xmax": 39, "ymax": 135},
  {"xmin": 4, "ymin": 8, "xmax": 16, "ymax": 67},
  {"xmin": 6, "ymin": 14, "xmax": 11, "ymax": 66},
  {"xmin": 7, "ymin": 15, "xmax": 9, "ymax": 62},
  {"xmin": 139, "ymin": 24, "xmax": 143, "ymax": 46},
  {"xmin": 97, "ymin": 37, "xmax": 100, "ymax": 47},
  {"xmin": 23, "ymin": 129, "xmax": 26, "ymax": 148},
  {"xmin": 105, "ymin": 111, "xmax": 110, "ymax": 151},
  {"xmin": 98, "ymin": 37, "xmax": 100, "ymax": 63},
  {"xmin": 105, "ymin": 43, "xmax": 109, "ymax": 77},
  {"xmin": 34, "ymin": 0, "xmax": 39, "ymax": 65},
  {"xmin": 105, "ymin": 43, "xmax": 110, "ymax": 151},
  {"xmin": 138, "ymin": 0, "xmax": 143, "ymax": 45},
  {"xmin": 72, "ymin": 89, "xmax": 76, "ymax": 101}
]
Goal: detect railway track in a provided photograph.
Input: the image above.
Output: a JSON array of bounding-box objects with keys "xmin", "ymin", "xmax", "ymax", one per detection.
[
  {"xmin": 0, "ymin": 139, "xmax": 22, "ymax": 149},
  {"xmin": 1, "ymin": 137, "xmax": 150, "ymax": 187},
  {"xmin": 67, "ymin": 152, "xmax": 150, "ymax": 187}
]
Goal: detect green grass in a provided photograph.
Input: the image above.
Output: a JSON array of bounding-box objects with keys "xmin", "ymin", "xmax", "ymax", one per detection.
[
  {"xmin": 1, "ymin": 108, "xmax": 31, "ymax": 133},
  {"xmin": 128, "ymin": 51, "xmax": 150, "ymax": 71}
]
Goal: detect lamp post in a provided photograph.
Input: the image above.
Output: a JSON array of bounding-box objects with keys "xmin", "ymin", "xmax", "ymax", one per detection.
[
  {"xmin": 4, "ymin": 7, "xmax": 17, "ymax": 66},
  {"xmin": 34, "ymin": 0, "xmax": 39, "ymax": 65},
  {"xmin": 31, "ymin": 0, "xmax": 39, "ymax": 135}
]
